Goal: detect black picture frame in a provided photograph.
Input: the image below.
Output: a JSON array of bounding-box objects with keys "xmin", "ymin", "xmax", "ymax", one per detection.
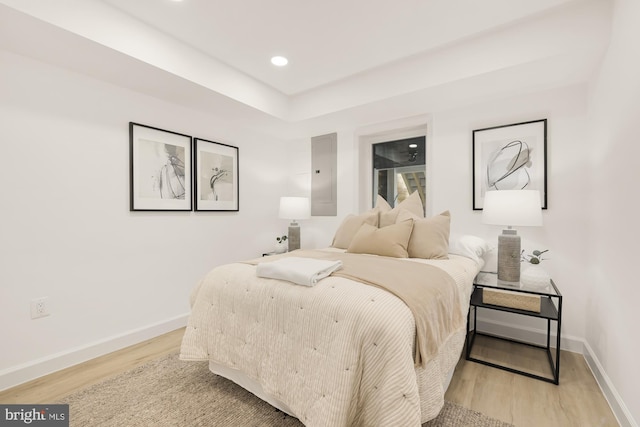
[
  {"xmin": 472, "ymin": 119, "xmax": 547, "ymax": 210},
  {"xmin": 193, "ymin": 138, "xmax": 239, "ymax": 212},
  {"xmin": 129, "ymin": 122, "xmax": 193, "ymax": 211}
]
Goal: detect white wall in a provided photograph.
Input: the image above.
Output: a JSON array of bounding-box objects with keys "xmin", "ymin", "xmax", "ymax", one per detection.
[
  {"xmin": 283, "ymin": 130, "xmax": 359, "ymax": 249},
  {"xmin": 429, "ymin": 84, "xmax": 591, "ymax": 345},
  {"xmin": 0, "ymin": 50, "xmax": 287, "ymax": 389},
  {"xmin": 586, "ymin": 0, "xmax": 640, "ymax": 424},
  {"xmin": 290, "ymin": 84, "xmax": 591, "ymax": 342}
]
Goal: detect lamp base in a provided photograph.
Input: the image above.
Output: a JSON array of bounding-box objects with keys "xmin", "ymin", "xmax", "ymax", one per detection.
[
  {"xmin": 497, "ymin": 229, "xmax": 521, "ymax": 284},
  {"xmin": 288, "ymin": 222, "xmax": 301, "ymax": 251}
]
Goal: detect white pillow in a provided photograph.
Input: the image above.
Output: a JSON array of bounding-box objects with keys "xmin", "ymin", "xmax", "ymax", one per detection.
[{"xmin": 448, "ymin": 234, "xmax": 491, "ymax": 264}]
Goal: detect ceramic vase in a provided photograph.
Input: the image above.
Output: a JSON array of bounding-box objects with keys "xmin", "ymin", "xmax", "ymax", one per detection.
[
  {"xmin": 520, "ymin": 264, "xmax": 550, "ymax": 291},
  {"xmin": 274, "ymin": 242, "xmax": 288, "ymax": 254}
]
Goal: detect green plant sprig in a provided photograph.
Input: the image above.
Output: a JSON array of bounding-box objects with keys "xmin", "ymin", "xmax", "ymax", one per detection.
[{"xmin": 521, "ymin": 249, "xmax": 549, "ymax": 264}]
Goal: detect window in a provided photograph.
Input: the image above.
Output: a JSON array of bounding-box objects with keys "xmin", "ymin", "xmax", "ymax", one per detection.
[{"xmin": 372, "ymin": 136, "xmax": 426, "ymax": 210}]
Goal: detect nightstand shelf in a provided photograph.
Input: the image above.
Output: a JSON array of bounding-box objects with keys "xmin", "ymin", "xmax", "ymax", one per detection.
[
  {"xmin": 466, "ymin": 272, "xmax": 562, "ymax": 384},
  {"xmin": 470, "ymin": 289, "xmax": 559, "ymax": 319}
]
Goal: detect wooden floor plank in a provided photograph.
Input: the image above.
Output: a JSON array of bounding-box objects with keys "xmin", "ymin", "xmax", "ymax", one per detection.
[{"xmin": 446, "ymin": 335, "xmax": 619, "ymax": 426}]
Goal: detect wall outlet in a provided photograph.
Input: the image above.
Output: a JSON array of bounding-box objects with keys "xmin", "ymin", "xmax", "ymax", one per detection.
[{"xmin": 30, "ymin": 297, "xmax": 50, "ymax": 319}]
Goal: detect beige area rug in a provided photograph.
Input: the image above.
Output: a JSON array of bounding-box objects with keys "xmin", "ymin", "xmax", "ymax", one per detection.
[{"xmin": 59, "ymin": 352, "xmax": 513, "ymax": 426}]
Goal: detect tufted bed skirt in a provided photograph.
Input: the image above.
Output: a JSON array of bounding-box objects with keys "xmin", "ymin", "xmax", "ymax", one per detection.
[{"xmin": 180, "ymin": 249, "xmax": 480, "ymax": 427}]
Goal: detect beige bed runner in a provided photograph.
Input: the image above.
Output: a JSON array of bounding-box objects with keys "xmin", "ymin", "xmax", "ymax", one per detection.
[{"xmin": 247, "ymin": 250, "xmax": 462, "ymax": 367}]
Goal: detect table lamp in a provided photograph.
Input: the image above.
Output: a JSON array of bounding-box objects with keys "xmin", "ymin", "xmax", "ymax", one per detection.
[
  {"xmin": 279, "ymin": 197, "xmax": 311, "ymax": 251},
  {"xmin": 482, "ymin": 190, "xmax": 542, "ymax": 284}
]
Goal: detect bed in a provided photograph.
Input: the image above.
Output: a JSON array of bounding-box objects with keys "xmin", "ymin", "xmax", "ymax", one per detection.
[{"xmin": 180, "ymin": 195, "xmax": 489, "ymax": 426}]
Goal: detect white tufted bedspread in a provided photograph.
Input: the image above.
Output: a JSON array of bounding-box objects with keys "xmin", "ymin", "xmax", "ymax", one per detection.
[{"xmin": 180, "ymin": 250, "xmax": 481, "ymax": 426}]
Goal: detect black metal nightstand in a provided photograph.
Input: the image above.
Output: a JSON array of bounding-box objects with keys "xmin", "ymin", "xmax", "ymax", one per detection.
[{"xmin": 466, "ymin": 272, "xmax": 562, "ymax": 384}]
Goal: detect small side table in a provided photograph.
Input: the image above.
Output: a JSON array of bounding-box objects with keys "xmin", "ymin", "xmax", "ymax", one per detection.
[{"xmin": 466, "ymin": 272, "xmax": 562, "ymax": 384}]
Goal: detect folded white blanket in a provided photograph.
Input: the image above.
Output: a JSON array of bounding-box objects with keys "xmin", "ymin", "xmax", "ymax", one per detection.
[{"xmin": 256, "ymin": 257, "xmax": 343, "ymax": 287}]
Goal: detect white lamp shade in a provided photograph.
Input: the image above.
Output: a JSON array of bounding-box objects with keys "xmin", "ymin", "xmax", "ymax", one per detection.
[
  {"xmin": 482, "ymin": 190, "xmax": 542, "ymax": 227},
  {"xmin": 279, "ymin": 197, "xmax": 310, "ymax": 220}
]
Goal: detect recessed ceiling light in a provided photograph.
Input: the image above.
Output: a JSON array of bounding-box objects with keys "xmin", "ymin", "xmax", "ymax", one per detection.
[
  {"xmin": 271, "ymin": 56, "xmax": 288, "ymax": 67},
  {"xmin": 409, "ymin": 143, "xmax": 418, "ymax": 148}
]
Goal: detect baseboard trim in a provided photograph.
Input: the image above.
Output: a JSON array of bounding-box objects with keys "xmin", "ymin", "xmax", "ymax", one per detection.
[
  {"xmin": 0, "ymin": 313, "xmax": 189, "ymax": 392},
  {"xmin": 478, "ymin": 318, "xmax": 637, "ymax": 427},
  {"xmin": 475, "ymin": 317, "xmax": 583, "ymax": 353},
  {"xmin": 583, "ymin": 342, "xmax": 638, "ymax": 427}
]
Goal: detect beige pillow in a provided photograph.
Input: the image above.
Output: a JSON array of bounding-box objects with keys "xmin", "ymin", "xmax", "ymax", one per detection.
[
  {"xmin": 396, "ymin": 209, "xmax": 421, "ymax": 222},
  {"xmin": 398, "ymin": 191, "xmax": 424, "ymax": 218},
  {"xmin": 331, "ymin": 213, "xmax": 378, "ymax": 249},
  {"xmin": 364, "ymin": 195, "xmax": 392, "ymax": 217},
  {"xmin": 346, "ymin": 219, "xmax": 414, "ymax": 258},
  {"xmin": 406, "ymin": 211, "xmax": 451, "ymax": 259},
  {"xmin": 379, "ymin": 209, "xmax": 402, "ymax": 228},
  {"xmin": 379, "ymin": 191, "xmax": 424, "ymax": 227},
  {"xmin": 374, "ymin": 195, "xmax": 392, "ymax": 212}
]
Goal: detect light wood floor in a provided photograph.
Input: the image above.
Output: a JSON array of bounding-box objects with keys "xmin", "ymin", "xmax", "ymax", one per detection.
[
  {"xmin": 446, "ymin": 334, "xmax": 619, "ymax": 427},
  {"xmin": 0, "ymin": 329, "xmax": 619, "ymax": 426},
  {"xmin": 0, "ymin": 328, "xmax": 183, "ymax": 405}
]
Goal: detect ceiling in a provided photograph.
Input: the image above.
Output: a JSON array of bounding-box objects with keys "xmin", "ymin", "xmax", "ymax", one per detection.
[
  {"xmin": 100, "ymin": 0, "xmax": 584, "ymax": 96},
  {"xmin": 0, "ymin": 0, "xmax": 612, "ymax": 138}
]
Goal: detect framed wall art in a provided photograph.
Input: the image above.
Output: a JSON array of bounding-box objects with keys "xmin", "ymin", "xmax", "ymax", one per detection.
[
  {"xmin": 129, "ymin": 122, "xmax": 192, "ymax": 211},
  {"xmin": 472, "ymin": 119, "xmax": 547, "ymax": 210},
  {"xmin": 194, "ymin": 138, "xmax": 239, "ymax": 211}
]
